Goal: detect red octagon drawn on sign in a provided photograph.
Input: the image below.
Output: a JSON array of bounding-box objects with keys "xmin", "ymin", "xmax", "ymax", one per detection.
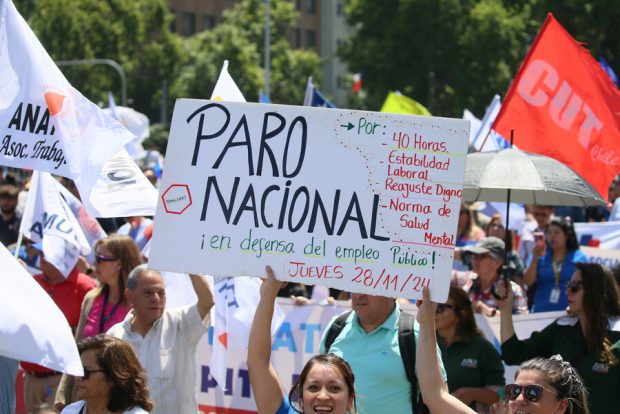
[{"xmin": 161, "ymin": 184, "xmax": 192, "ymax": 215}]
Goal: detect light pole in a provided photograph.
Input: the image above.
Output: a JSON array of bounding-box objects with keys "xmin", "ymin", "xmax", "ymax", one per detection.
[
  {"xmin": 264, "ymin": 0, "xmax": 270, "ymax": 101},
  {"xmin": 56, "ymin": 58, "xmax": 127, "ymax": 106}
]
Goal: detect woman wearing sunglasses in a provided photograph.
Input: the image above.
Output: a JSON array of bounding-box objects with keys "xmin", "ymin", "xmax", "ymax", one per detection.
[
  {"xmin": 416, "ymin": 287, "xmax": 589, "ymax": 414},
  {"xmin": 436, "ymin": 287, "xmax": 504, "ymax": 413},
  {"xmin": 56, "ymin": 235, "xmax": 143, "ymax": 411},
  {"xmin": 498, "ymin": 262, "xmax": 620, "ymax": 413},
  {"xmin": 60, "ymin": 334, "xmax": 153, "ymax": 413}
]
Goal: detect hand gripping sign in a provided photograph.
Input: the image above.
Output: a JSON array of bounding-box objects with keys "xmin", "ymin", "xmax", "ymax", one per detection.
[{"xmin": 149, "ymin": 100, "xmax": 469, "ymax": 301}]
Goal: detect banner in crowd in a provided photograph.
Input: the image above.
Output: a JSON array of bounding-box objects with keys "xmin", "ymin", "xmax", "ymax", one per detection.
[
  {"xmin": 493, "ymin": 13, "xmax": 620, "ymax": 199},
  {"xmin": 150, "ymin": 100, "xmax": 469, "ymax": 301},
  {"xmin": 194, "ymin": 300, "xmax": 564, "ymax": 414},
  {"xmin": 0, "ymin": 242, "xmax": 82, "ymax": 375},
  {"xmin": 580, "ymin": 246, "xmax": 620, "ymax": 270},
  {"xmin": 575, "ymin": 221, "xmax": 620, "ymax": 250}
]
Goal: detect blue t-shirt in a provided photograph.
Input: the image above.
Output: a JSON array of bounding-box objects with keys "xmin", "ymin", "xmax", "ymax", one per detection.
[
  {"xmin": 275, "ymin": 398, "xmax": 295, "ymax": 414},
  {"xmin": 532, "ymin": 249, "xmax": 588, "ymax": 312}
]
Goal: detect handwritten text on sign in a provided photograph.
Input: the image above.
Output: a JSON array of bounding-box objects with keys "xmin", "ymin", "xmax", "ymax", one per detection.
[{"xmin": 149, "ymin": 100, "xmax": 469, "ymax": 300}]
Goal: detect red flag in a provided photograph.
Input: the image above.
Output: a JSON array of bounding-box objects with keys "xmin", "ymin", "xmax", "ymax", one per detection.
[
  {"xmin": 352, "ymin": 73, "xmax": 362, "ymax": 93},
  {"xmin": 493, "ymin": 14, "xmax": 620, "ymax": 199}
]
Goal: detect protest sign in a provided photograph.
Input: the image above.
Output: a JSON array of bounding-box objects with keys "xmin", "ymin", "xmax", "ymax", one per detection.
[{"xmin": 150, "ymin": 100, "xmax": 469, "ymax": 300}]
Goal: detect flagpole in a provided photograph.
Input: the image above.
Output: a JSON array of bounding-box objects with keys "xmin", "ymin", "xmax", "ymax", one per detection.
[
  {"xmin": 13, "ymin": 232, "xmax": 23, "ymax": 259},
  {"xmin": 303, "ymin": 76, "xmax": 313, "ymax": 106}
]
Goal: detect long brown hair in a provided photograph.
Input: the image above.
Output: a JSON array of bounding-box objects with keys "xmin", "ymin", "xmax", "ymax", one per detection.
[
  {"xmin": 288, "ymin": 354, "xmax": 356, "ymax": 413},
  {"xmin": 78, "ymin": 335, "xmax": 153, "ymax": 411},
  {"xmin": 575, "ymin": 262, "xmax": 620, "ymax": 365},
  {"xmin": 93, "ymin": 234, "xmax": 143, "ymax": 304},
  {"xmin": 449, "ymin": 287, "xmax": 482, "ymax": 340}
]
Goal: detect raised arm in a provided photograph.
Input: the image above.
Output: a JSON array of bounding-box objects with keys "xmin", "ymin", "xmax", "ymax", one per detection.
[
  {"xmin": 248, "ymin": 266, "xmax": 286, "ymax": 414},
  {"xmin": 416, "ymin": 288, "xmax": 475, "ymax": 414},
  {"xmin": 523, "ymin": 245, "xmax": 543, "ymax": 286},
  {"xmin": 190, "ymin": 273, "xmax": 215, "ymax": 320},
  {"xmin": 494, "ymin": 280, "xmax": 516, "ymax": 343}
]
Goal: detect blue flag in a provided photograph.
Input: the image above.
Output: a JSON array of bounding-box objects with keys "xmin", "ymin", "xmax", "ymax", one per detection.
[
  {"xmin": 309, "ymin": 87, "xmax": 336, "ymax": 108},
  {"xmin": 599, "ymin": 56, "xmax": 618, "ymax": 86},
  {"xmin": 302, "ymin": 77, "xmax": 336, "ymax": 108}
]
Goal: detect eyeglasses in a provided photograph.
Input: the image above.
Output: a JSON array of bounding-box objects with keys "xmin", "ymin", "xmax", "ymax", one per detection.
[
  {"xmin": 436, "ymin": 303, "xmax": 456, "ymax": 314},
  {"xmin": 82, "ymin": 368, "xmax": 105, "ymax": 380},
  {"xmin": 95, "ymin": 254, "xmax": 116, "ymax": 264},
  {"xmin": 505, "ymin": 384, "xmax": 558, "ymax": 402},
  {"xmin": 566, "ymin": 280, "xmax": 583, "ymax": 293}
]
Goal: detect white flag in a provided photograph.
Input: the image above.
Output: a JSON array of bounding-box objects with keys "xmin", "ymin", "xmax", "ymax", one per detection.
[
  {"xmin": 20, "ymin": 171, "xmax": 91, "ymax": 277},
  {"xmin": 462, "ymin": 109, "xmax": 481, "ymax": 147},
  {"xmin": 210, "ymin": 60, "xmax": 246, "ymax": 102},
  {"xmin": 0, "ymin": 0, "xmax": 134, "ymax": 211},
  {"xmin": 82, "ymin": 148, "xmax": 158, "ymax": 217},
  {"xmin": 0, "ymin": 242, "xmax": 83, "ymax": 375},
  {"xmin": 104, "ymin": 98, "xmax": 150, "ymax": 160},
  {"xmin": 58, "ymin": 182, "xmax": 106, "ymax": 263},
  {"xmin": 211, "ymin": 276, "xmax": 284, "ymax": 391},
  {"xmin": 470, "ymin": 94, "xmax": 504, "ymax": 152}
]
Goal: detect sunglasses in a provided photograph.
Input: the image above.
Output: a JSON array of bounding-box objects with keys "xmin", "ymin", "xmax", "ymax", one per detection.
[
  {"xmin": 436, "ymin": 303, "xmax": 456, "ymax": 314},
  {"xmin": 505, "ymin": 384, "xmax": 557, "ymax": 402},
  {"xmin": 95, "ymin": 254, "xmax": 116, "ymax": 264},
  {"xmin": 82, "ymin": 368, "xmax": 105, "ymax": 380},
  {"xmin": 566, "ymin": 280, "xmax": 583, "ymax": 293}
]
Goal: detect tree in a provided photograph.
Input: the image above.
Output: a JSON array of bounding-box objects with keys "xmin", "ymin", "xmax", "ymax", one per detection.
[
  {"xmin": 13, "ymin": 0, "xmax": 184, "ymax": 121},
  {"xmin": 341, "ymin": 0, "xmax": 620, "ymax": 117},
  {"xmin": 341, "ymin": 0, "xmax": 531, "ymax": 116},
  {"xmin": 176, "ymin": 0, "xmax": 322, "ymax": 105}
]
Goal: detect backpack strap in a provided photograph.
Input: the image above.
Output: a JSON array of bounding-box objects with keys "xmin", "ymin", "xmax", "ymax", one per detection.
[
  {"xmin": 324, "ymin": 310, "xmax": 352, "ymax": 353},
  {"xmin": 398, "ymin": 310, "xmax": 428, "ymax": 414}
]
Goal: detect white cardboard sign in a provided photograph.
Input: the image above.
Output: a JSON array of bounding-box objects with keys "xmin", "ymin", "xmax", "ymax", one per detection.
[{"xmin": 150, "ymin": 100, "xmax": 469, "ymax": 300}]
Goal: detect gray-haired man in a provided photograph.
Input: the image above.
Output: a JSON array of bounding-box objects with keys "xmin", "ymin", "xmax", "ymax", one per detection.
[{"xmin": 107, "ymin": 265, "xmax": 214, "ymax": 414}]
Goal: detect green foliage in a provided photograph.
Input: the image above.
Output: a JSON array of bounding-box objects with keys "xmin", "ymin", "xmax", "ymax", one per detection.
[
  {"xmin": 342, "ymin": 0, "xmax": 619, "ymax": 117},
  {"xmin": 14, "ymin": 0, "xmax": 184, "ymax": 121},
  {"xmin": 176, "ymin": 0, "xmax": 322, "ymax": 104}
]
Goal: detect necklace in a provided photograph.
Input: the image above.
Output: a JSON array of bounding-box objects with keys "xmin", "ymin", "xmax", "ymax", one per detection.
[{"xmin": 99, "ymin": 288, "xmax": 122, "ymax": 333}]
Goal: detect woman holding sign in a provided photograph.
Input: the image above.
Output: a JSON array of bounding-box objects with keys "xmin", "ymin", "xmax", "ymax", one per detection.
[
  {"xmin": 416, "ymin": 287, "xmax": 590, "ymax": 414},
  {"xmin": 498, "ymin": 263, "xmax": 620, "ymax": 413},
  {"xmin": 248, "ymin": 266, "xmax": 357, "ymax": 414}
]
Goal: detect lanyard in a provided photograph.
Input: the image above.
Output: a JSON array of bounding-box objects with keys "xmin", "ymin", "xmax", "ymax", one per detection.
[
  {"xmin": 99, "ymin": 289, "xmax": 122, "ymax": 334},
  {"xmin": 551, "ymin": 258, "xmax": 563, "ymax": 288}
]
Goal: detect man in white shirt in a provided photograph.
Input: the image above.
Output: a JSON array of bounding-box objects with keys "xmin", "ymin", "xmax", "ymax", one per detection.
[{"xmin": 107, "ymin": 264, "xmax": 214, "ymax": 414}]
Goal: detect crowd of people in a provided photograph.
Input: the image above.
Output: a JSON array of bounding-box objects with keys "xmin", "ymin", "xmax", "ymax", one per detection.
[{"xmin": 2, "ymin": 165, "xmax": 620, "ymax": 414}]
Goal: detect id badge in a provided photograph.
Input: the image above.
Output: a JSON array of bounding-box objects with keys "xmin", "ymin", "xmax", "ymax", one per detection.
[{"xmin": 549, "ymin": 287, "xmax": 561, "ymax": 304}]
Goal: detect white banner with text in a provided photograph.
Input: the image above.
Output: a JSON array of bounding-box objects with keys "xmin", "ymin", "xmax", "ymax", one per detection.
[{"xmin": 150, "ymin": 100, "xmax": 469, "ymax": 301}]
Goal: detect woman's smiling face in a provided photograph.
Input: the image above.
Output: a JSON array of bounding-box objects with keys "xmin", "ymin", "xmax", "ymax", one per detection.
[{"xmin": 301, "ymin": 363, "xmax": 353, "ymax": 414}]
